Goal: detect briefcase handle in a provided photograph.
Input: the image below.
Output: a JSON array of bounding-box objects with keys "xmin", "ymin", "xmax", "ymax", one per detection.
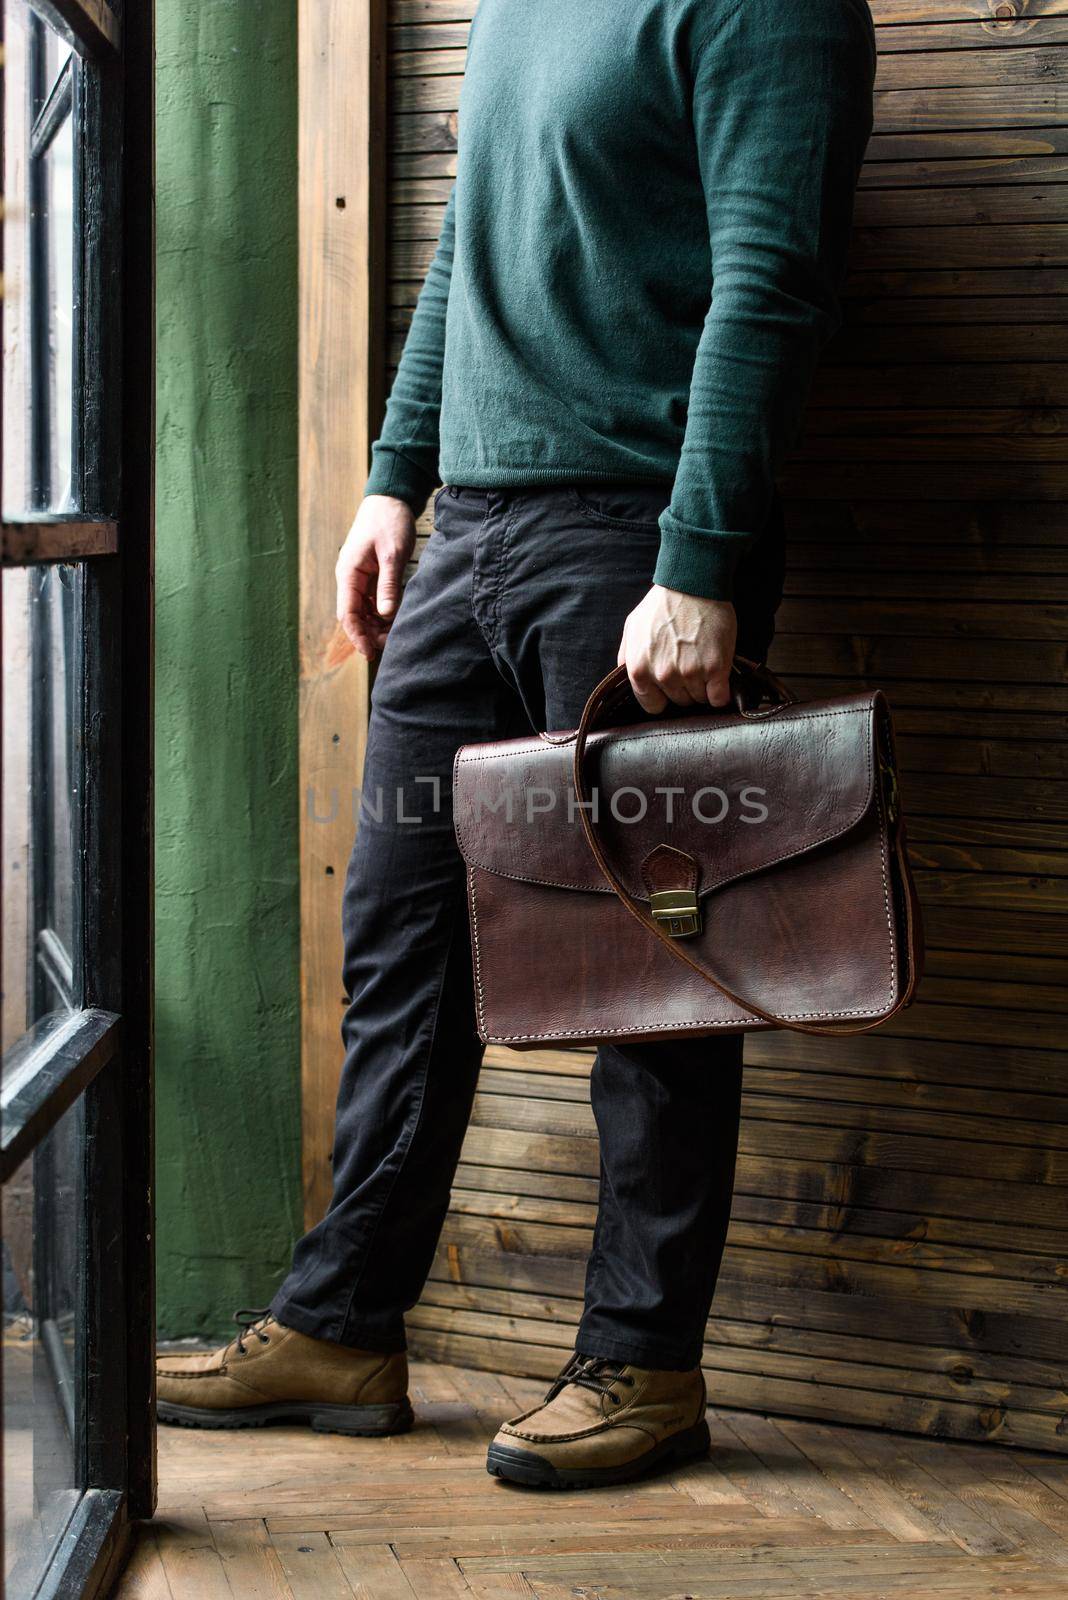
[
  {"xmin": 541, "ymin": 655, "xmax": 794, "ymax": 732},
  {"xmin": 561, "ymin": 662, "xmax": 921, "ymax": 1039}
]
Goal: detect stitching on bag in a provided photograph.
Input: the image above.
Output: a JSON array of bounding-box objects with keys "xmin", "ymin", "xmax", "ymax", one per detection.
[
  {"xmin": 454, "ymin": 704, "xmax": 880, "ymax": 896},
  {"xmin": 468, "ymin": 866, "xmax": 489, "ymax": 1036},
  {"xmin": 873, "ymin": 747, "xmax": 897, "ymax": 1004}
]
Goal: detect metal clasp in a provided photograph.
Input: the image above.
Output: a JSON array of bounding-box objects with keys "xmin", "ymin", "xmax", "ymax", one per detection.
[{"xmin": 649, "ymin": 889, "xmax": 702, "ymax": 939}]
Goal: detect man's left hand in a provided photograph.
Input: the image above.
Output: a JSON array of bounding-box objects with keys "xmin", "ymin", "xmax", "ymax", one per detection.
[{"xmin": 617, "ymin": 585, "xmax": 737, "ymax": 714}]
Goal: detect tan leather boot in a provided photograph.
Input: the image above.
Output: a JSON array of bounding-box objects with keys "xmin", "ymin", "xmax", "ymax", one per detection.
[
  {"xmin": 487, "ymin": 1354, "xmax": 708, "ymax": 1488},
  {"xmin": 156, "ymin": 1311, "xmax": 413, "ymax": 1436}
]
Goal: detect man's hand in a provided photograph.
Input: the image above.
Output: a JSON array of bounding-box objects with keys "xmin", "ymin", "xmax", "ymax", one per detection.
[
  {"xmin": 617, "ymin": 585, "xmax": 737, "ymax": 713},
  {"xmin": 336, "ymin": 495, "xmax": 417, "ymax": 661}
]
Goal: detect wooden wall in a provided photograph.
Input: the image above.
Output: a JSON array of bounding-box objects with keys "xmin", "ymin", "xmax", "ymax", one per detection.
[
  {"xmin": 371, "ymin": 0, "xmax": 1068, "ymax": 1451},
  {"xmin": 299, "ymin": 0, "xmax": 384, "ymax": 1228}
]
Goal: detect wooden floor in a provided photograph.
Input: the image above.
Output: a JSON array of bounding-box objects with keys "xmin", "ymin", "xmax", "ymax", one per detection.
[{"xmin": 115, "ymin": 1359, "xmax": 1068, "ymax": 1599}]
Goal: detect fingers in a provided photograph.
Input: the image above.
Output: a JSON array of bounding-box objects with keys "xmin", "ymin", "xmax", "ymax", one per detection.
[
  {"xmin": 337, "ymin": 538, "xmax": 407, "ymax": 660},
  {"xmin": 625, "ymin": 654, "xmax": 732, "ymax": 713},
  {"xmin": 628, "ymin": 662, "xmax": 669, "ymax": 715},
  {"xmin": 336, "ymin": 556, "xmax": 375, "ymax": 659},
  {"xmin": 618, "ymin": 587, "xmax": 738, "ymax": 714},
  {"xmin": 335, "ymin": 498, "xmax": 417, "ymax": 661},
  {"xmin": 375, "ymin": 545, "xmax": 407, "ymax": 621},
  {"xmin": 705, "ymin": 661, "xmax": 732, "ymax": 708}
]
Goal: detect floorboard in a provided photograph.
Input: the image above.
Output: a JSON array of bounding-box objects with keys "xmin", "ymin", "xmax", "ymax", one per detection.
[{"xmin": 113, "ymin": 1360, "xmax": 1061, "ymax": 1598}]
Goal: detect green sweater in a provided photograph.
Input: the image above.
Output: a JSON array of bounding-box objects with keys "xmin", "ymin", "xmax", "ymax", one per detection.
[{"xmin": 365, "ymin": 0, "xmax": 875, "ymax": 601}]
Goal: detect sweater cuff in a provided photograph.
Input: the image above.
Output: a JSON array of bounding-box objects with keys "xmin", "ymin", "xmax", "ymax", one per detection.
[
  {"xmin": 363, "ymin": 446, "xmax": 437, "ymax": 516},
  {"xmin": 654, "ymin": 511, "xmax": 752, "ymax": 603}
]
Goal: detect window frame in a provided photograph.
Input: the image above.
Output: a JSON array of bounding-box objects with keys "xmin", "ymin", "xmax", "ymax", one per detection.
[{"xmin": 1, "ymin": 0, "xmax": 155, "ymax": 1590}]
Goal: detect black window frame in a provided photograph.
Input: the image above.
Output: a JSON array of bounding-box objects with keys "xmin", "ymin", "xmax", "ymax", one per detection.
[{"xmin": 1, "ymin": 0, "xmax": 155, "ymax": 1592}]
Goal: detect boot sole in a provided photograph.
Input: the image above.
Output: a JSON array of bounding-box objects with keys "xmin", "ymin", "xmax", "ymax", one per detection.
[
  {"xmin": 486, "ymin": 1417, "xmax": 710, "ymax": 1489},
  {"xmin": 157, "ymin": 1397, "xmax": 414, "ymax": 1437}
]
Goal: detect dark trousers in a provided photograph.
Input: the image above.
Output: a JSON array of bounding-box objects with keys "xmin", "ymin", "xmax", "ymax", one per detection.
[{"xmin": 272, "ymin": 481, "xmax": 784, "ymax": 1370}]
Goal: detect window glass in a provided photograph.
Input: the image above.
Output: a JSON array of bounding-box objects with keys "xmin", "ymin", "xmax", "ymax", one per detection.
[
  {"xmin": 41, "ymin": 111, "xmax": 76, "ymax": 510},
  {"xmin": 3, "ymin": 1097, "xmax": 85, "ymax": 1598},
  {"xmin": 42, "ymin": 26, "xmax": 73, "ymax": 95},
  {"xmin": 1, "ymin": 563, "xmax": 83, "ymax": 1059},
  {"xmin": 3, "ymin": 0, "xmax": 33, "ymax": 513},
  {"xmin": 1, "ymin": 1, "xmax": 77, "ymax": 514}
]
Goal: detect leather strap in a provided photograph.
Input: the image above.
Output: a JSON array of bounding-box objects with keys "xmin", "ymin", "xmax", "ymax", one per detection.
[{"xmin": 562, "ymin": 663, "xmax": 921, "ymax": 1039}]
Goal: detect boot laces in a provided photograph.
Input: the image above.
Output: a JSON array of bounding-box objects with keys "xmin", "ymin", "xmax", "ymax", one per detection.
[
  {"xmin": 549, "ymin": 1353, "xmax": 635, "ymax": 1408},
  {"xmin": 233, "ymin": 1307, "xmax": 274, "ymax": 1355}
]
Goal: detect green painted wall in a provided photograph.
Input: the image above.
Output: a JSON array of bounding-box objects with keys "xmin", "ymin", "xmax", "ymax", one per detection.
[{"xmin": 154, "ymin": 3, "xmax": 301, "ymax": 1339}]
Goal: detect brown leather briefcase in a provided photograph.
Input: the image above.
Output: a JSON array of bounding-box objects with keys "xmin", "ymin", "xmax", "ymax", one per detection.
[{"xmin": 453, "ymin": 659, "xmax": 923, "ymax": 1048}]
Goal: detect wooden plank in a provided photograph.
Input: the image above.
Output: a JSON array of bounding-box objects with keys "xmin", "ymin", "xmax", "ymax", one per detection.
[
  {"xmin": 2, "ymin": 517, "xmax": 119, "ymax": 565},
  {"xmin": 874, "ymin": 46, "xmax": 1068, "ymax": 91},
  {"xmin": 428, "ymin": 1239, "xmax": 1068, "ymax": 1373},
  {"xmin": 399, "ymin": 1557, "xmax": 474, "ymax": 1597},
  {"xmin": 408, "ymin": 1300, "xmax": 1066, "ymax": 1422},
  {"xmin": 152, "ymin": 1513, "xmax": 233, "ymax": 1600},
  {"xmin": 773, "ymin": 1418, "xmax": 964, "ymax": 1544},
  {"xmin": 790, "ymin": 541, "xmax": 1068, "ymax": 574},
  {"xmin": 480, "ymin": 1054, "xmax": 1068, "ymax": 1127},
  {"xmin": 391, "ymin": 71, "xmax": 1068, "ymax": 123},
  {"xmin": 714, "ymin": 1411, "xmax": 881, "ymax": 1530},
  {"xmin": 330, "ymin": 1543, "xmax": 420, "ymax": 1599},
  {"xmin": 389, "ymin": 1517, "xmax": 867, "ymax": 1562},
  {"xmin": 495, "ymin": 1028, "xmax": 1068, "ymax": 1099},
  {"xmin": 847, "ymin": 225, "xmax": 1068, "ymax": 271},
  {"xmin": 444, "ymin": 1185, "xmax": 1068, "ymax": 1292},
  {"xmin": 869, "ymin": 2, "xmax": 1068, "ymax": 20},
  {"xmin": 793, "ymin": 441, "xmax": 1068, "ymax": 473},
  {"xmin": 769, "ymin": 633, "xmax": 1067, "ymax": 683},
  {"xmin": 826, "ymin": 1426, "xmax": 1024, "ymax": 1557},
  {"xmin": 299, "ymin": 0, "xmax": 387, "ymax": 1227},
  {"xmin": 475, "ymin": 1067, "xmax": 1068, "ymax": 1154},
  {"xmin": 864, "ymin": 125, "xmax": 1068, "ymax": 159},
  {"xmin": 113, "ymin": 1527, "xmax": 175, "ymax": 1600},
  {"xmin": 413, "ymin": 1329, "xmax": 1068, "ymax": 1452},
  {"xmin": 852, "ymin": 189, "xmax": 1068, "ymax": 229},
  {"xmin": 459, "ymin": 1539, "xmax": 995, "ymax": 1580},
  {"xmin": 270, "ymin": 1530, "xmax": 359, "ymax": 1598},
  {"xmin": 963, "ymin": 1441, "xmax": 1068, "ymax": 1536},
  {"xmin": 781, "ymin": 498, "xmax": 1068, "ymax": 541},
  {"xmin": 386, "ymin": 125, "xmax": 1068, "ymax": 174},
  {"xmin": 389, "ymin": 19, "xmax": 1068, "ymax": 59},
  {"xmin": 206, "ymin": 1518, "xmax": 296, "ymax": 1597},
  {"xmin": 389, "ymin": 0, "xmax": 1068, "ymax": 20},
  {"xmin": 391, "ymin": 315, "xmax": 1065, "ymax": 369},
  {"xmin": 430, "ymin": 1222, "xmax": 1068, "ymax": 1347},
  {"xmin": 876, "ymin": 20, "xmax": 1068, "ymax": 52},
  {"xmin": 896, "ymin": 1436, "xmax": 1068, "ymax": 1564},
  {"xmin": 458, "ymin": 1120, "xmax": 1068, "ymax": 1228},
  {"xmin": 283, "ymin": 1487, "xmax": 686, "ymax": 1538},
  {"xmin": 390, "ymin": 226, "xmax": 1068, "ymax": 279},
  {"xmin": 470, "ymin": 1090, "xmax": 1068, "ymax": 1186},
  {"xmin": 452, "ymin": 1159, "xmax": 1068, "ymax": 1267}
]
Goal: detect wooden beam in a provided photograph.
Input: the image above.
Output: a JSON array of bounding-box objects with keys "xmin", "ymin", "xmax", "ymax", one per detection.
[
  {"xmin": 2, "ymin": 517, "xmax": 118, "ymax": 565},
  {"xmin": 32, "ymin": 0, "xmax": 120, "ymax": 59},
  {"xmin": 298, "ymin": 0, "xmax": 388, "ymax": 1227}
]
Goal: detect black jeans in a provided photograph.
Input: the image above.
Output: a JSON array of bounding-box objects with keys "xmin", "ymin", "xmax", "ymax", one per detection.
[{"xmin": 272, "ymin": 481, "xmax": 784, "ymax": 1370}]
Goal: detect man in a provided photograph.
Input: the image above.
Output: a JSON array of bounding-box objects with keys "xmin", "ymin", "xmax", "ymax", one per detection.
[{"xmin": 158, "ymin": 0, "xmax": 875, "ymax": 1488}]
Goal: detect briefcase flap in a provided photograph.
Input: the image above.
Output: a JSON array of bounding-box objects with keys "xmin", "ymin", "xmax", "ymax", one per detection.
[{"xmin": 453, "ymin": 691, "xmax": 886, "ymax": 904}]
